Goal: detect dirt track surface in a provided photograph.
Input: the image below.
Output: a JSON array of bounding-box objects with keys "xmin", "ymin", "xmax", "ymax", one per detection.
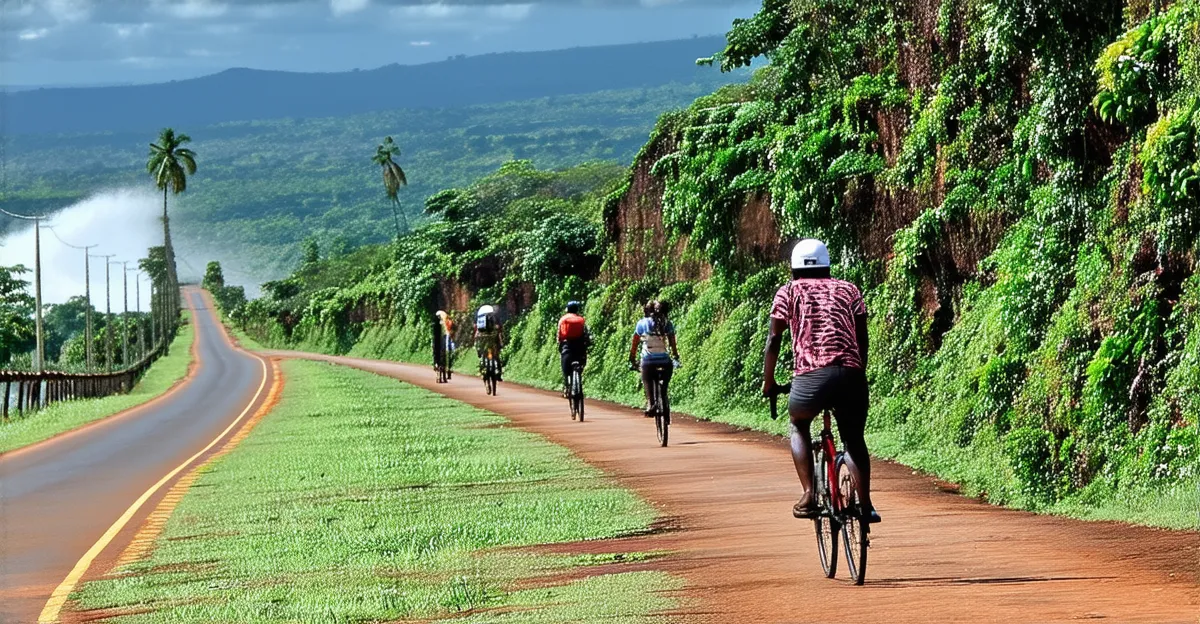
[
  {"xmin": 0, "ymin": 289, "xmax": 272, "ymax": 623},
  {"xmin": 264, "ymin": 351, "xmax": 1200, "ymax": 624}
]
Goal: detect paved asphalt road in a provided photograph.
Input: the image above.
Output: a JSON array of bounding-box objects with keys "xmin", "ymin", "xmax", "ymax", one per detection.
[{"xmin": 0, "ymin": 289, "xmax": 269, "ymax": 623}]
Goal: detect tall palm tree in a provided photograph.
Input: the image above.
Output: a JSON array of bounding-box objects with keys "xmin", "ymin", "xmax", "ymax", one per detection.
[
  {"xmin": 372, "ymin": 136, "xmax": 408, "ymax": 238},
  {"xmin": 146, "ymin": 128, "xmax": 196, "ymax": 322}
]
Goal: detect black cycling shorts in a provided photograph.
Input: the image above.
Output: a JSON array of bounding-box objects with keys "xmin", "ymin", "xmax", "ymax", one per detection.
[
  {"xmin": 788, "ymin": 365, "xmax": 868, "ymax": 430},
  {"xmin": 560, "ymin": 341, "xmax": 588, "ymax": 380}
]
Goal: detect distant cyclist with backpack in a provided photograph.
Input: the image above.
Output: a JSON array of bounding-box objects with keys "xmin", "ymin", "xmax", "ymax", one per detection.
[
  {"xmin": 762, "ymin": 239, "xmax": 880, "ymax": 523},
  {"xmin": 557, "ymin": 301, "xmax": 592, "ymax": 397},
  {"xmin": 433, "ymin": 310, "xmax": 454, "ymax": 382},
  {"xmin": 474, "ymin": 304, "xmax": 504, "ymax": 381},
  {"xmin": 629, "ymin": 300, "xmax": 680, "ymax": 416}
]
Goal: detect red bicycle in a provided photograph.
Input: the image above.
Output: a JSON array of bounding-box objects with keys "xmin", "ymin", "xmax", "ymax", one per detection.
[{"xmin": 769, "ymin": 385, "xmax": 870, "ymax": 584}]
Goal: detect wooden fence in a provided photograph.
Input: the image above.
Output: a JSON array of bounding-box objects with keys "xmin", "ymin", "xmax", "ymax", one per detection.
[{"xmin": 0, "ymin": 343, "xmax": 167, "ymax": 422}]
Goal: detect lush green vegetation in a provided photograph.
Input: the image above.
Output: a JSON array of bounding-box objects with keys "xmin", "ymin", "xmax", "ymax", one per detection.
[
  {"xmin": 74, "ymin": 359, "xmax": 676, "ymax": 622},
  {"xmin": 228, "ymin": 0, "xmax": 1200, "ymax": 530},
  {"xmin": 0, "ymin": 313, "xmax": 193, "ymax": 454},
  {"xmin": 3, "ymin": 79, "xmax": 739, "ymax": 281},
  {"xmin": 0, "ymin": 265, "xmax": 37, "ymax": 367}
]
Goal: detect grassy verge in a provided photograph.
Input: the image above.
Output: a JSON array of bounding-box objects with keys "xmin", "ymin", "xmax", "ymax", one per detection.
[
  {"xmin": 74, "ymin": 359, "xmax": 678, "ymax": 623},
  {"xmin": 220, "ymin": 319, "xmax": 265, "ymax": 352},
  {"xmin": 0, "ymin": 315, "xmax": 195, "ymax": 455}
]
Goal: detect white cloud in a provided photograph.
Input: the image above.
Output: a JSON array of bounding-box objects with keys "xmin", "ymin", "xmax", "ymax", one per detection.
[
  {"xmin": 187, "ymin": 48, "xmax": 214, "ymax": 57},
  {"xmin": 152, "ymin": 0, "xmax": 230, "ymax": 20},
  {"xmin": 19, "ymin": 28, "xmax": 51, "ymax": 41},
  {"xmin": 485, "ymin": 3, "xmax": 534, "ymax": 20},
  {"xmin": 11, "ymin": 3, "xmax": 36, "ymax": 18},
  {"xmin": 409, "ymin": 40, "xmax": 432, "ymax": 46},
  {"xmin": 120, "ymin": 56, "xmax": 164, "ymax": 67},
  {"xmin": 330, "ymin": 0, "xmax": 370, "ymax": 17},
  {"xmin": 42, "ymin": 0, "xmax": 92, "ymax": 24},
  {"xmin": 113, "ymin": 23, "xmax": 153, "ymax": 39},
  {"xmin": 392, "ymin": 3, "xmax": 466, "ymax": 20}
]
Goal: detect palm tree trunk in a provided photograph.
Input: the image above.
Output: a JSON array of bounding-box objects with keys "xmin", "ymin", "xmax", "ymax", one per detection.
[
  {"xmin": 163, "ymin": 186, "xmax": 180, "ymax": 330},
  {"xmin": 390, "ymin": 201, "xmax": 404, "ymax": 241}
]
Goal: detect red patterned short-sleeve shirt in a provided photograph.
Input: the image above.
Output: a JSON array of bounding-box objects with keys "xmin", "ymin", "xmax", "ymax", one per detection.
[{"xmin": 771, "ymin": 278, "xmax": 867, "ymax": 376}]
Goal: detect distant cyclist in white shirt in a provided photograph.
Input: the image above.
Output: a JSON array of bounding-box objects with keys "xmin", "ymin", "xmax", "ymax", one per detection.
[{"xmin": 628, "ymin": 300, "xmax": 680, "ymax": 415}]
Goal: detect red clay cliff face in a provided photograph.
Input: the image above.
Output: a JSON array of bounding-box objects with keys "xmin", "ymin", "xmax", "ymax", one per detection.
[
  {"xmin": 605, "ymin": 137, "xmax": 786, "ymax": 282},
  {"xmin": 605, "ymin": 136, "xmax": 712, "ymax": 283}
]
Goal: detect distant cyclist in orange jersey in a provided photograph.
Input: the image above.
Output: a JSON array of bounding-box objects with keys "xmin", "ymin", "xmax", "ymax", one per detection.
[{"xmin": 557, "ymin": 301, "xmax": 592, "ymax": 396}]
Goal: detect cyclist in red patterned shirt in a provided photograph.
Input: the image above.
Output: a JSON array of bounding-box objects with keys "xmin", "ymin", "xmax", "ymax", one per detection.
[{"xmin": 762, "ymin": 239, "xmax": 879, "ymax": 523}]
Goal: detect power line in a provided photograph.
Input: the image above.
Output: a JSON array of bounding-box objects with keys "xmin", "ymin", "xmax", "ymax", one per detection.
[
  {"xmin": 45, "ymin": 225, "xmax": 97, "ymax": 251},
  {"xmin": 0, "ymin": 206, "xmax": 46, "ymax": 220}
]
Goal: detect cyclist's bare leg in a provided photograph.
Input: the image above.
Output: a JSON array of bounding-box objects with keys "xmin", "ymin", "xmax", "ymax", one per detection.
[
  {"xmin": 789, "ymin": 415, "xmax": 816, "ymax": 508},
  {"xmin": 640, "ymin": 365, "xmax": 654, "ymax": 412},
  {"xmin": 839, "ymin": 423, "xmax": 872, "ymax": 510},
  {"xmin": 833, "ymin": 369, "xmax": 874, "ymax": 513}
]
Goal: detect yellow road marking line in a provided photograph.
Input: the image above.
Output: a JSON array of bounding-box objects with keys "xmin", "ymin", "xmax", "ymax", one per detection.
[
  {"xmin": 110, "ymin": 363, "xmax": 283, "ymax": 572},
  {"xmin": 38, "ymin": 347, "xmax": 271, "ymax": 623}
]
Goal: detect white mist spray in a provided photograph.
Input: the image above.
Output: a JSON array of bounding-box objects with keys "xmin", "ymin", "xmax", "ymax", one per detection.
[{"xmin": 0, "ymin": 188, "xmax": 161, "ymax": 310}]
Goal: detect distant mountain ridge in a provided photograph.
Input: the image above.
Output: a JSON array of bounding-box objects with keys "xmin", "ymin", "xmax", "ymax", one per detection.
[{"xmin": 6, "ymin": 37, "xmax": 726, "ymax": 135}]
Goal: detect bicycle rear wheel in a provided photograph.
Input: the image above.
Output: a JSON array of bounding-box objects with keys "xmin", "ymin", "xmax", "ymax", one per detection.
[
  {"xmin": 655, "ymin": 380, "xmax": 669, "ymax": 447},
  {"xmin": 572, "ymin": 370, "xmax": 584, "ymax": 422},
  {"xmin": 838, "ymin": 456, "xmax": 868, "ymax": 585},
  {"xmin": 814, "ymin": 447, "xmax": 839, "ymax": 578}
]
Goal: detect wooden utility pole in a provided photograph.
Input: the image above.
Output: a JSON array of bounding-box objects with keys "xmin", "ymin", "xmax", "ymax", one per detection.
[
  {"xmin": 85, "ymin": 249, "xmax": 95, "ymax": 370},
  {"xmin": 0, "ymin": 209, "xmax": 49, "ymax": 372},
  {"xmin": 92, "ymin": 254, "xmax": 116, "ymax": 372},
  {"xmin": 47, "ymin": 228, "xmax": 99, "ymax": 372},
  {"xmin": 128, "ymin": 267, "xmax": 144, "ymax": 361},
  {"xmin": 120, "ymin": 261, "xmax": 130, "ymax": 368},
  {"xmin": 149, "ymin": 281, "xmax": 158, "ymax": 351},
  {"xmin": 33, "ymin": 220, "xmax": 44, "ymax": 372}
]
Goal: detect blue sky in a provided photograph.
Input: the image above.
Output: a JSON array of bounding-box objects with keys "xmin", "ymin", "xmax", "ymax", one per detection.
[{"xmin": 1, "ymin": 0, "xmax": 757, "ymax": 87}]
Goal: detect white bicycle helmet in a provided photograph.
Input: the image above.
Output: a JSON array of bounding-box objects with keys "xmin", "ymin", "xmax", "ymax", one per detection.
[{"xmin": 790, "ymin": 238, "xmax": 830, "ymax": 269}]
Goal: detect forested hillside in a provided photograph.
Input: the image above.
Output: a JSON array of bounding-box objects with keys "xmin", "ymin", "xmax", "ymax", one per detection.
[
  {"xmin": 4, "ymin": 79, "xmax": 739, "ymax": 281},
  {"xmin": 4, "ymin": 37, "xmax": 727, "ymax": 135},
  {"xmin": 227, "ymin": 0, "xmax": 1199, "ymax": 528}
]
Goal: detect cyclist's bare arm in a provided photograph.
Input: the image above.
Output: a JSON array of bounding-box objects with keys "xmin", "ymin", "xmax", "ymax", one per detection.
[
  {"xmin": 763, "ymin": 317, "xmax": 787, "ymax": 395},
  {"xmin": 668, "ymin": 334, "xmax": 680, "ymax": 361},
  {"xmin": 628, "ymin": 334, "xmax": 641, "ymax": 364},
  {"xmin": 855, "ymin": 313, "xmax": 868, "ymax": 369}
]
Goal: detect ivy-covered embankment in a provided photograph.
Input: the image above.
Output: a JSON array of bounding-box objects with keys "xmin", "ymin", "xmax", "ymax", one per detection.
[{"xmin": 232, "ymin": 0, "xmax": 1200, "ymax": 528}]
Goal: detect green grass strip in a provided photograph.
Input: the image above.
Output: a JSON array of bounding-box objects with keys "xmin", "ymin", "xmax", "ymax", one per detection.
[
  {"xmin": 0, "ymin": 314, "xmax": 195, "ymax": 455},
  {"xmin": 74, "ymin": 359, "xmax": 676, "ymax": 623}
]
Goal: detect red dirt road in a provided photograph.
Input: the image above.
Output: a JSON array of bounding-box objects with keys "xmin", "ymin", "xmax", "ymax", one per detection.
[{"xmin": 265, "ymin": 351, "xmax": 1200, "ymax": 624}]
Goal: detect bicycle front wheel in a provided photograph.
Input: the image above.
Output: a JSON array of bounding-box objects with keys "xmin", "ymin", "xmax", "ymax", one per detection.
[
  {"xmin": 814, "ymin": 447, "xmax": 839, "ymax": 579},
  {"xmin": 838, "ymin": 457, "xmax": 868, "ymax": 585},
  {"xmin": 655, "ymin": 381, "xmax": 669, "ymax": 447}
]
